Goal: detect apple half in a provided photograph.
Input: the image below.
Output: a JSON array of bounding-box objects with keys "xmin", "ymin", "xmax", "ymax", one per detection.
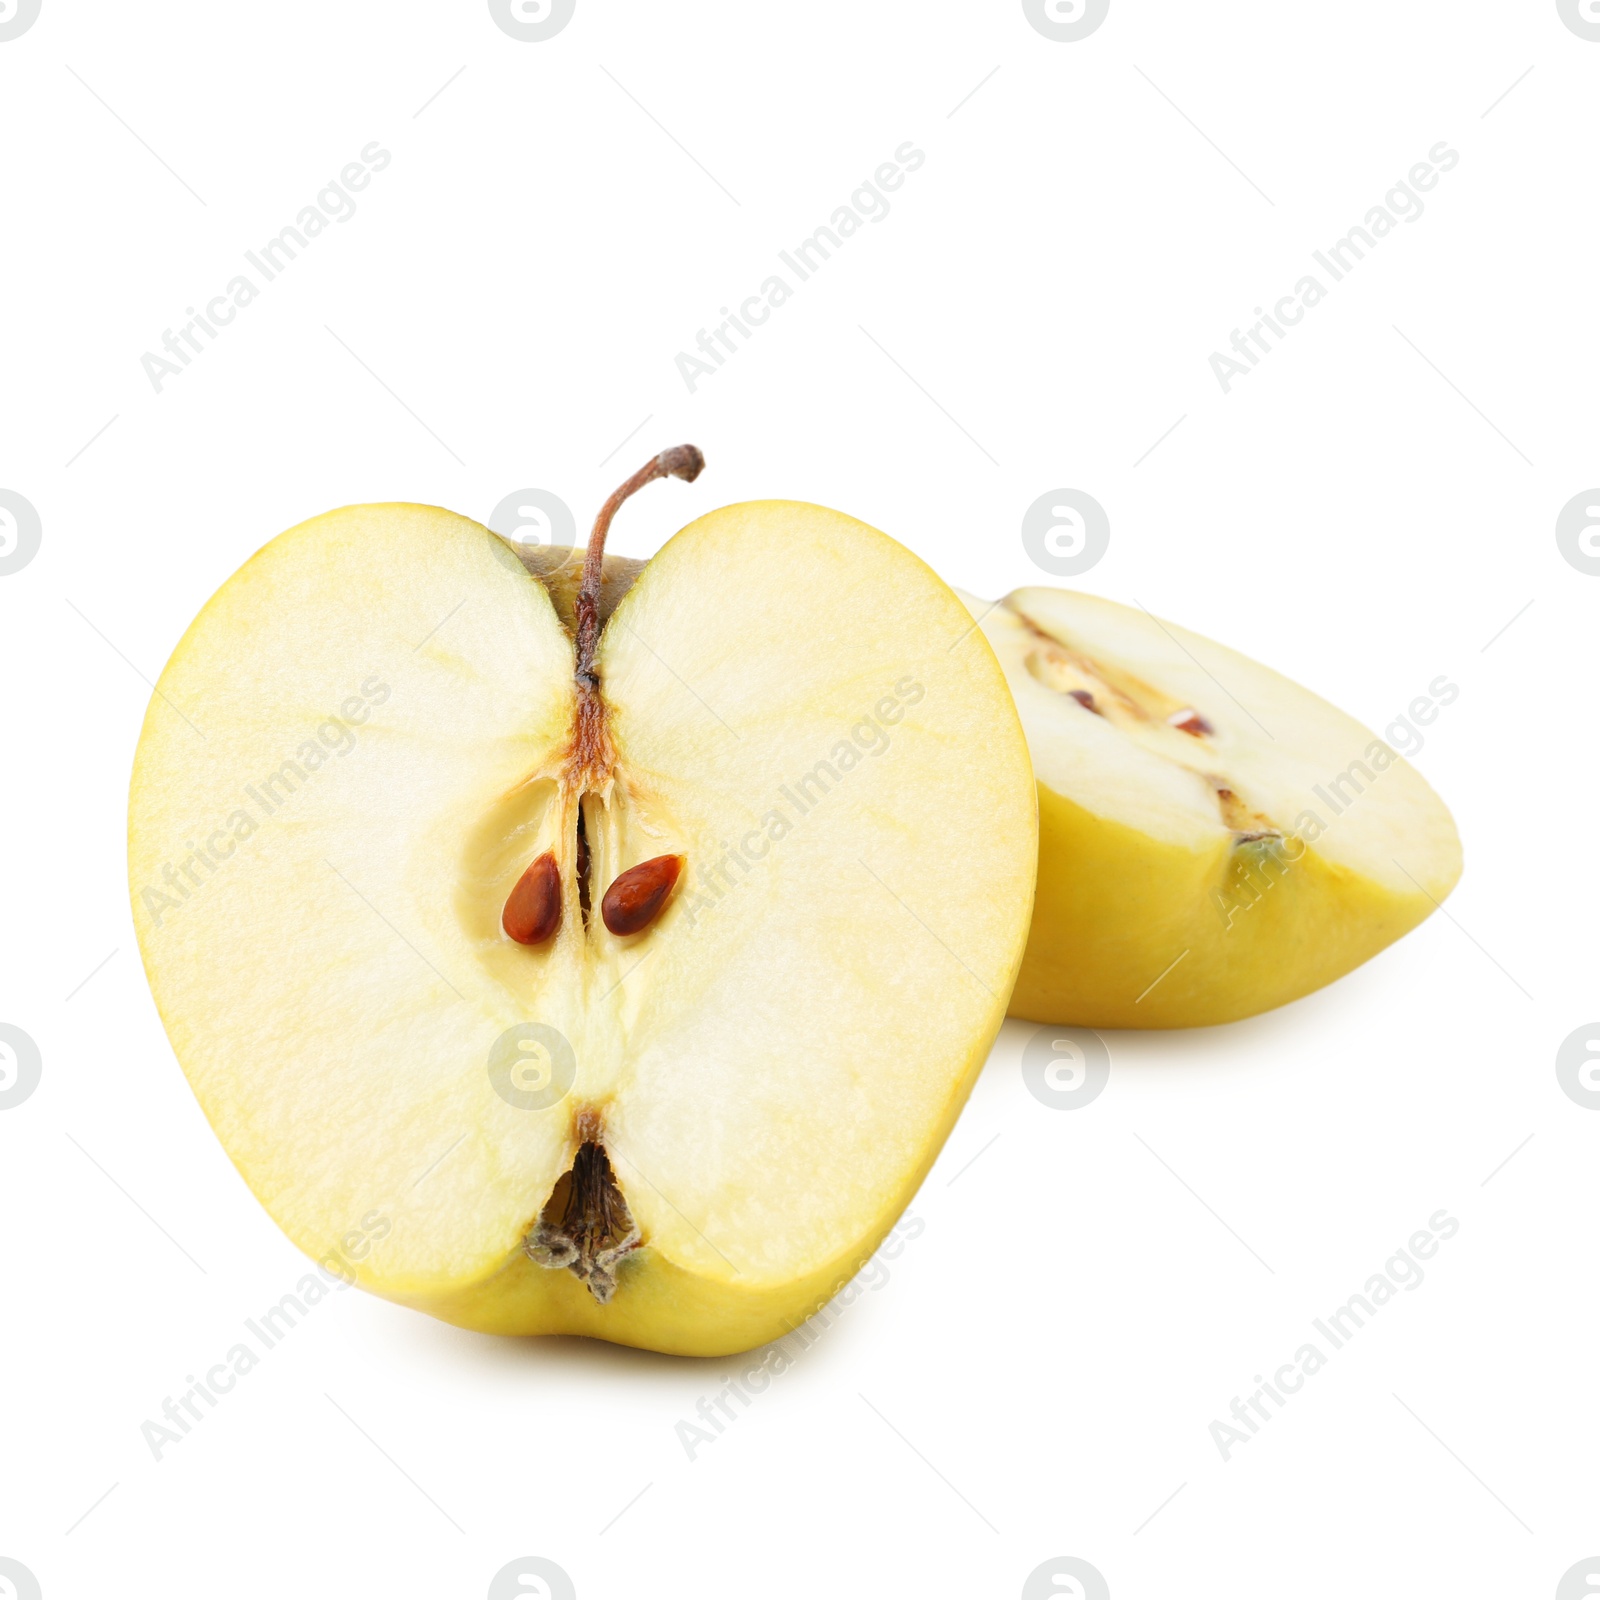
[
  {"xmin": 128, "ymin": 452, "xmax": 1036, "ymax": 1356},
  {"xmin": 961, "ymin": 586, "xmax": 1462, "ymax": 1028}
]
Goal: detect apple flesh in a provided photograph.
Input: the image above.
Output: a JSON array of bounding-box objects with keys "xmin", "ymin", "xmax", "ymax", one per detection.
[
  {"xmin": 960, "ymin": 587, "xmax": 1462, "ymax": 1028},
  {"xmin": 128, "ymin": 473, "xmax": 1036, "ymax": 1355}
]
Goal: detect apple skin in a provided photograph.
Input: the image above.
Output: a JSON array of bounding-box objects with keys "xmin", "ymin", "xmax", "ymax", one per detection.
[
  {"xmin": 1011, "ymin": 783, "xmax": 1452, "ymax": 1029},
  {"xmin": 373, "ymin": 1053, "xmax": 976, "ymax": 1358}
]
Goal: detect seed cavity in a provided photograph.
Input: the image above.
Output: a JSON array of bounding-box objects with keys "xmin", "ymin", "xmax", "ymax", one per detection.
[
  {"xmin": 502, "ymin": 850, "xmax": 561, "ymax": 945},
  {"xmin": 575, "ymin": 804, "xmax": 593, "ymax": 929},
  {"xmin": 601, "ymin": 853, "xmax": 683, "ymax": 937},
  {"xmin": 1068, "ymin": 688, "xmax": 1099, "ymax": 713},
  {"xmin": 1170, "ymin": 707, "xmax": 1214, "ymax": 736},
  {"xmin": 1212, "ymin": 782, "xmax": 1279, "ymax": 838},
  {"xmin": 526, "ymin": 1139, "xmax": 640, "ymax": 1303}
]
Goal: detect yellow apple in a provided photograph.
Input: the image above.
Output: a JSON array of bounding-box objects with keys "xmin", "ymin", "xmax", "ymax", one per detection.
[
  {"xmin": 128, "ymin": 451, "xmax": 1036, "ymax": 1355},
  {"xmin": 961, "ymin": 586, "xmax": 1462, "ymax": 1028}
]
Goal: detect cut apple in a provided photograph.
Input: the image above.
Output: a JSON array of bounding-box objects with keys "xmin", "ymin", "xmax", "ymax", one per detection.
[
  {"xmin": 960, "ymin": 586, "xmax": 1462, "ymax": 1028},
  {"xmin": 128, "ymin": 454, "xmax": 1036, "ymax": 1355}
]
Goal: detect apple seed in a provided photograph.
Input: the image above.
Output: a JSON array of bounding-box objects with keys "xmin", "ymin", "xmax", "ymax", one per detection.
[
  {"xmin": 602, "ymin": 854, "xmax": 684, "ymax": 937},
  {"xmin": 502, "ymin": 850, "xmax": 561, "ymax": 945}
]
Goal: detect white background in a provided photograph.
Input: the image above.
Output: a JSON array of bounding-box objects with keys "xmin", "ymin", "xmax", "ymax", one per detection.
[{"xmin": 1, "ymin": 2, "xmax": 1596, "ymax": 1597}]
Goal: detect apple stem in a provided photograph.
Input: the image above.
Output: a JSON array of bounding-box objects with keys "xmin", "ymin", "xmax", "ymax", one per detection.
[{"xmin": 574, "ymin": 445, "xmax": 705, "ymax": 689}]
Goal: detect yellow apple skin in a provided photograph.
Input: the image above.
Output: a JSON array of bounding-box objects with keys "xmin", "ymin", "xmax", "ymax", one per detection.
[
  {"xmin": 370, "ymin": 1053, "xmax": 978, "ymax": 1358},
  {"xmin": 392, "ymin": 1231, "xmax": 862, "ymax": 1357},
  {"xmin": 1011, "ymin": 783, "xmax": 1449, "ymax": 1029}
]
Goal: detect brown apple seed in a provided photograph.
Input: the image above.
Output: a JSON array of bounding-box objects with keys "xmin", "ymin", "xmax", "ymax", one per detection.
[
  {"xmin": 503, "ymin": 850, "xmax": 562, "ymax": 945},
  {"xmin": 601, "ymin": 854, "xmax": 683, "ymax": 937}
]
